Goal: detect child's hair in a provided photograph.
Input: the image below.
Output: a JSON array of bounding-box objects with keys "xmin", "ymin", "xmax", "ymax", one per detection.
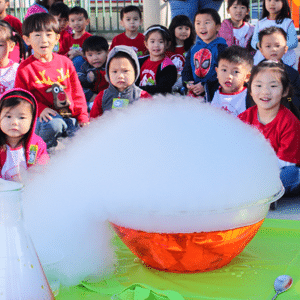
[
  {"xmin": 22, "ymin": 13, "xmax": 60, "ymax": 37},
  {"xmin": 0, "ymin": 89, "xmax": 36, "ymax": 148},
  {"xmin": 35, "ymin": 0, "xmax": 52, "ymax": 10},
  {"xmin": 69, "ymin": 6, "xmax": 89, "ymax": 20},
  {"xmin": 258, "ymin": 26, "xmax": 287, "ymax": 47},
  {"xmin": 194, "ymin": 8, "xmax": 221, "ymax": 25},
  {"xmin": 218, "ymin": 45, "xmax": 253, "ymax": 68},
  {"xmin": 120, "ymin": 5, "xmax": 142, "ymax": 20},
  {"xmin": 49, "ymin": 2, "xmax": 70, "ymax": 20},
  {"xmin": 0, "ymin": 21, "xmax": 25, "ymax": 62},
  {"xmin": 262, "ymin": 0, "xmax": 290, "ymax": 24},
  {"xmin": 248, "ymin": 60, "xmax": 300, "ymax": 119},
  {"xmin": 82, "ymin": 35, "xmax": 109, "ymax": 54},
  {"xmin": 144, "ymin": 24, "xmax": 171, "ymax": 43},
  {"xmin": 168, "ymin": 15, "xmax": 196, "ymax": 52},
  {"xmin": 227, "ymin": 0, "xmax": 250, "ymax": 22}
]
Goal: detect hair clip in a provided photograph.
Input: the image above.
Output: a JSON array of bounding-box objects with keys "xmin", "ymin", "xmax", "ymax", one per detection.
[{"xmin": 144, "ymin": 26, "xmax": 168, "ymax": 36}]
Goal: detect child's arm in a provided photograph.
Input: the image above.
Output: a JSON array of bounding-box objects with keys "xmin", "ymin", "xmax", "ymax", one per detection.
[
  {"xmin": 218, "ymin": 20, "xmax": 234, "ymax": 47},
  {"xmin": 109, "ymin": 36, "xmax": 117, "ymax": 51},
  {"xmin": 286, "ymin": 20, "xmax": 298, "ymax": 50},
  {"xmin": 182, "ymin": 50, "xmax": 194, "ymax": 85},
  {"xmin": 251, "ymin": 23, "xmax": 260, "ymax": 50},
  {"xmin": 286, "ymin": 67, "xmax": 300, "ymax": 109},
  {"xmin": 90, "ymin": 91, "xmax": 104, "ymax": 118},
  {"xmin": 78, "ymin": 62, "xmax": 94, "ymax": 88}
]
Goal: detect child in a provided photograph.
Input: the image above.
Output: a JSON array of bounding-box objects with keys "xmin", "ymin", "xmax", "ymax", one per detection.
[
  {"xmin": 136, "ymin": 25, "xmax": 177, "ymax": 95},
  {"xmin": 78, "ymin": 35, "xmax": 109, "ymax": 109},
  {"xmin": 238, "ymin": 61, "xmax": 300, "ymax": 195},
  {"xmin": 251, "ymin": 0, "xmax": 298, "ymax": 68},
  {"xmin": 109, "ymin": 5, "xmax": 147, "ymax": 57},
  {"xmin": 14, "ymin": 13, "xmax": 89, "ymax": 148},
  {"xmin": 90, "ymin": 45, "xmax": 150, "ymax": 118},
  {"xmin": 0, "ymin": 0, "xmax": 22, "ymax": 36},
  {"xmin": 218, "ymin": 0, "xmax": 254, "ymax": 50},
  {"xmin": 258, "ymin": 26, "xmax": 300, "ymax": 109},
  {"xmin": 212, "ymin": 45, "xmax": 253, "ymax": 116},
  {"xmin": 0, "ymin": 88, "xmax": 49, "ymax": 181},
  {"xmin": 166, "ymin": 15, "xmax": 196, "ymax": 92},
  {"xmin": 182, "ymin": 8, "xmax": 227, "ymax": 101},
  {"xmin": 49, "ymin": 2, "xmax": 72, "ymax": 53},
  {"xmin": 0, "ymin": 21, "xmax": 24, "ymax": 95}
]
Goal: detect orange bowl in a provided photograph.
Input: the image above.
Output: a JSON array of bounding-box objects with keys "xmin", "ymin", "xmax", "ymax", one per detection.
[{"xmin": 111, "ymin": 219, "xmax": 264, "ymax": 273}]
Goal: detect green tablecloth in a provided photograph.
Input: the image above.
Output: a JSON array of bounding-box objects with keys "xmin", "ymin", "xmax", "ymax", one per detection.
[{"xmin": 56, "ymin": 219, "xmax": 300, "ymax": 300}]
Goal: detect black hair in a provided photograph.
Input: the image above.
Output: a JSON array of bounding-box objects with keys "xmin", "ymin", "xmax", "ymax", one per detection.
[
  {"xmin": 168, "ymin": 15, "xmax": 196, "ymax": 52},
  {"xmin": 69, "ymin": 6, "xmax": 89, "ymax": 20},
  {"xmin": 218, "ymin": 45, "xmax": 253, "ymax": 67},
  {"xmin": 49, "ymin": 2, "xmax": 70, "ymax": 19},
  {"xmin": 227, "ymin": 0, "xmax": 250, "ymax": 22},
  {"xmin": 194, "ymin": 8, "xmax": 221, "ymax": 25},
  {"xmin": 82, "ymin": 35, "xmax": 109, "ymax": 54},
  {"xmin": 248, "ymin": 60, "xmax": 300, "ymax": 119},
  {"xmin": 22, "ymin": 13, "xmax": 60, "ymax": 36},
  {"xmin": 0, "ymin": 21, "xmax": 25, "ymax": 62},
  {"xmin": 0, "ymin": 90, "xmax": 36, "ymax": 148},
  {"xmin": 144, "ymin": 24, "xmax": 171, "ymax": 43},
  {"xmin": 35, "ymin": 0, "xmax": 53, "ymax": 11},
  {"xmin": 262, "ymin": 0, "xmax": 290, "ymax": 24},
  {"xmin": 120, "ymin": 5, "xmax": 142, "ymax": 20},
  {"xmin": 258, "ymin": 26, "xmax": 287, "ymax": 47}
]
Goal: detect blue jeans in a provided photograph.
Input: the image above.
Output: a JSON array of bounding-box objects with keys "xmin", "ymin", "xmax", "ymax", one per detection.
[
  {"xmin": 280, "ymin": 166, "xmax": 300, "ymax": 195},
  {"xmin": 35, "ymin": 114, "xmax": 78, "ymax": 148},
  {"xmin": 169, "ymin": 0, "xmax": 224, "ymax": 22}
]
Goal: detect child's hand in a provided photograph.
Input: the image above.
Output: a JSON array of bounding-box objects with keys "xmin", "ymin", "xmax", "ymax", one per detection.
[
  {"xmin": 40, "ymin": 107, "xmax": 57, "ymax": 122},
  {"xmin": 87, "ymin": 71, "xmax": 95, "ymax": 82},
  {"xmin": 68, "ymin": 49, "xmax": 83, "ymax": 60},
  {"xmin": 79, "ymin": 122, "xmax": 89, "ymax": 127},
  {"xmin": 190, "ymin": 82, "xmax": 204, "ymax": 95}
]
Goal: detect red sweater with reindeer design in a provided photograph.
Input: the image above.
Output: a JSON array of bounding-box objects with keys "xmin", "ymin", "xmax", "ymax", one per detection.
[{"xmin": 14, "ymin": 54, "xmax": 89, "ymax": 123}]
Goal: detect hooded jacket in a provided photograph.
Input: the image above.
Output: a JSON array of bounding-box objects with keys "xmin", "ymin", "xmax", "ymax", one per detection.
[
  {"xmin": 0, "ymin": 88, "xmax": 49, "ymax": 180},
  {"xmin": 90, "ymin": 46, "xmax": 151, "ymax": 118}
]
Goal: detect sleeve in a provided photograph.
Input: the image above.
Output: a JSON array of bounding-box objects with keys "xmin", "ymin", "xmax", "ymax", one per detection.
[
  {"xmin": 139, "ymin": 64, "xmax": 177, "ymax": 95},
  {"xmin": 218, "ymin": 20, "xmax": 233, "ymax": 46},
  {"xmin": 109, "ymin": 36, "xmax": 117, "ymax": 51},
  {"xmin": 181, "ymin": 49, "xmax": 194, "ymax": 85},
  {"xmin": 140, "ymin": 90, "xmax": 152, "ymax": 99},
  {"xmin": 78, "ymin": 62, "xmax": 93, "ymax": 89},
  {"xmin": 217, "ymin": 43, "xmax": 228, "ymax": 57},
  {"xmin": 251, "ymin": 23, "xmax": 260, "ymax": 50},
  {"xmin": 286, "ymin": 20, "xmax": 298, "ymax": 50},
  {"xmin": 58, "ymin": 36, "xmax": 70, "ymax": 56},
  {"xmin": 90, "ymin": 91, "xmax": 104, "ymax": 118},
  {"xmin": 288, "ymin": 68, "xmax": 300, "ymax": 109},
  {"xmin": 36, "ymin": 139, "xmax": 50, "ymax": 165}
]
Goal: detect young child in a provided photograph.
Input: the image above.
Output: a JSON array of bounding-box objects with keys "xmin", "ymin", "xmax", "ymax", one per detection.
[
  {"xmin": 182, "ymin": 8, "xmax": 227, "ymax": 101},
  {"xmin": 49, "ymin": 2, "xmax": 72, "ymax": 53},
  {"xmin": 0, "ymin": 0, "xmax": 22, "ymax": 36},
  {"xmin": 251, "ymin": 0, "xmax": 298, "ymax": 68},
  {"xmin": 90, "ymin": 46, "xmax": 150, "ymax": 118},
  {"xmin": 258, "ymin": 26, "xmax": 300, "ymax": 109},
  {"xmin": 14, "ymin": 13, "xmax": 89, "ymax": 148},
  {"xmin": 136, "ymin": 25, "xmax": 177, "ymax": 95},
  {"xmin": 0, "ymin": 88, "xmax": 49, "ymax": 181},
  {"xmin": 78, "ymin": 35, "xmax": 109, "ymax": 109},
  {"xmin": 218, "ymin": 0, "xmax": 254, "ymax": 50},
  {"xmin": 166, "ymin": 15, "xmax": 196, "ymax": 92},
  {"xmin": 109, "ymin": 5, "xmax": 147, "ymax": 57},
  {"xmin": 0, "ymin": 21, "xmax": 24, "ymax": 95},
  {"xmin": 211, "ymin": 45, "xmax": 253, "ymax": 116},
  {"xmin": 238, "ymin": 61, "xmax": 300, "ymax": 195}
]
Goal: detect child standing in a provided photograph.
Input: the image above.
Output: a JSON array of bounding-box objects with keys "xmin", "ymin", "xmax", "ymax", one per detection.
[
  {"xmin": 109, "ymin": 5, "xmax": 147, "ymax": 57},
  {"xmin": 137, "ymin": 25, "xmax": 177, "ymax": 95},
  {"xmin": 212, "ymin": 45, "xmax": 253, "ymax": 116},
  {"xmin": 218, "ymin": 0, "xmax": 254, "ymax": 50},
  {"xmin": 14, "ymin": 13, "xmax": 89, "ymax": 148},
  {"xmin": 78, "ymin": 35, "xmax": 109, "ymax": 109},
  {"xmin": 239, "ymin": 61, "xmax": 300, "ymax": 195},
  {"xmin": 90, "ymin": 46, "xmax": 150, "ymax": 118},
  {"xmin": 182, "ymin": 8, "xmax": 227, "ymax": 101},
  {"xmin": 0, "ymin": 88, "xmax": 49, "ymax": 181},
  {"xmin": 166, "ymin": 15, "xmax": 195, "ymax": 92},
  {"xmin": 251, "ymin": 0, "xmax": 298, "ymax": 68}
]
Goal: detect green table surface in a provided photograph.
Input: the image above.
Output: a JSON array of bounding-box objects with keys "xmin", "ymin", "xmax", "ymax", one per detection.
[{"xmin": 56, "ymin": 219, "xmax": 300, "ymax": 300}]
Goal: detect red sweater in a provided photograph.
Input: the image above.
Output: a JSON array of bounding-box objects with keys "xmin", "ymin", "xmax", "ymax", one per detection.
[
  {"xmin": 14, "ymin": 54, "xmax": 89, "ymax": 123},
  {"xmin": 59, "ymin": 32, "xmax": 92, "ymax": 55}
]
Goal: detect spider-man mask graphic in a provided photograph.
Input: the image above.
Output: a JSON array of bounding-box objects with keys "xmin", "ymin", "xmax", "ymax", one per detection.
[{"xmin": 194, "ymin": 48, "xmax": 212, "ymax": 78}]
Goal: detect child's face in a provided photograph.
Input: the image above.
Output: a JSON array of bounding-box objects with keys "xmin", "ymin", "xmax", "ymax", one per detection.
[
  {"xmin": 121, "ymin": 11, "xmax": 141, "ymax": 33},
  {"xmin": 24, "ymin": 30, "xmax": 59, "ymax": 61},
  {"xmin": 0, "ymin": 0, "xmax": 8, "ymax": 15},
  {"xmin": 265, "ymin": 0, "xmax": 283, "ymax": 17},
  {"xmin": 0, "ymin": 101, "xmax": 33, "ymax": 146},
  {"xmin": 69, "ymin": 13, "xmax": 89, "ymax": 33},
  {"xmin": 109, "ymin": 57, "xmax": 135, "ymax": 92},
  {"xmin": 174, "ymin": 25, "xmax": 191, "ymax": 43},
  {"xmin": 194, "ymin": 13, "xmax": 220, "ymax": 44},
  {"xmin": 250, "ymin": 70, "xmax": 287, "ymax": 114},
  {"xmin": 85, "ymin": 49, "xmax": 107, "ymax": 69},
  {"xmin": 228, "ymin": 1, "xmax": 249, "ymax": 24},
  {"xmin": 145, "ymin": 31, "xmax": 168, "ymax": 60},
  {"xmin": 259, "ymin": 32, "xmax": 288, "ymax": 61},
  {"xmin": 53, "ymin": 15, "xmax": 69, "ymax": 31},
  {"xmin": 0, "ymin": 38, "xmax": 15, "ymax": 67},
  {"xmin": 216, "ymin": 59, "xmax": 251, "ymax": 94}
]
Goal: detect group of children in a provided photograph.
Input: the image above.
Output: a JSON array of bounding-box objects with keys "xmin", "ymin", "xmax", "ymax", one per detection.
[{"xmin": 0, "ymin": 0, "xmax": 298, "ymax": 196}]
